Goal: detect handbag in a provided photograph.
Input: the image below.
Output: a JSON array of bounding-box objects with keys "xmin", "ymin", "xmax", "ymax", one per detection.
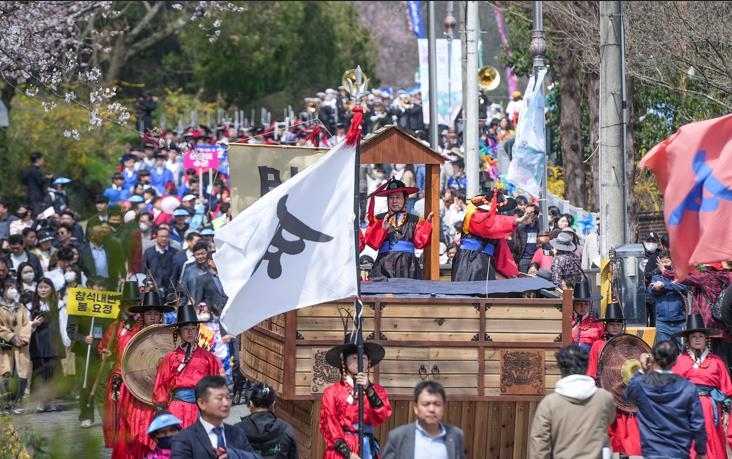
[{"xmin": 0, "ymin": 338, "xmax": 12, "ymax": 350}]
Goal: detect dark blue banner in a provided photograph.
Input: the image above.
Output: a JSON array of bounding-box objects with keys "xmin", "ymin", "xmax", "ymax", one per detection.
[{"xmin": 406, "ymin": 1, "xmax": 425, "ymax": 39}]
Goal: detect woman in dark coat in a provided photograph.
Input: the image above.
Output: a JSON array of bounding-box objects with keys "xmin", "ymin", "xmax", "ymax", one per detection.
[{"xmin": 28, "ymin": 277, "xmax": 70, "ymax": 411}]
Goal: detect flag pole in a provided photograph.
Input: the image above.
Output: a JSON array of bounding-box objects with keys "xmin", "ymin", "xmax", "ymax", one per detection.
[{"xmin": 349, "ymin": 65, "xmax": 367, "ymax": 459}]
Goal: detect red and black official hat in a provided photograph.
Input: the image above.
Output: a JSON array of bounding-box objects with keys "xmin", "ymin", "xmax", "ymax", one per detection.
[{"xmin": 372, "ymin": 179, "xmax": 419, "ymax": 197}]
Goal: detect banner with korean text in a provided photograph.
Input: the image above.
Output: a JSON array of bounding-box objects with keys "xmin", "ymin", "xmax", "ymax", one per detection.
[{"xmin": 227, "ymin": 143, "xmax": 328, "ymax": 216}]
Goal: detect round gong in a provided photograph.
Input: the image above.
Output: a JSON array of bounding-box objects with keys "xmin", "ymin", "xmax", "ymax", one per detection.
[
  {"xmin": 597, "ymin": 333, "xmax": 652, "ymax": 413},
  {"xmin": 121, "ymin": 324, "xmax": 177, "ymax": 405}
]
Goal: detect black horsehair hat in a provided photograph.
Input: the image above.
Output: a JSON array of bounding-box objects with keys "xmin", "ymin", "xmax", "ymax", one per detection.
[
  {"xmin": 119, "ymin": 281, "xmax": 141, "ymax": 305},
  {"xmin": 600, "ymin": 302, "xmax": 625, "ymax": 322},
  {"xmin": 573, "ymin": 278, "xmax": 601, "ymax": 302},
  {"xmin": 129, "ymin": 291, "xmax": 175, "ymax": 314},
  {"xmin": 174, "ymin": 303, "xmax": 209, "ymax": 326},
  {"xmin": 673, "ymin": 313, "xmax": 721, "ymax": 338},
  {"xmin": 325, "ymin": 332, "xmax": 385, "ymax": 369}
]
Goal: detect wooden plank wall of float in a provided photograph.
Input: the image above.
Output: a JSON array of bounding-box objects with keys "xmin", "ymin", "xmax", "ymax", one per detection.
[{"xmin": 240, "ymin": 291, "xmax": 573, "ymax": 458}]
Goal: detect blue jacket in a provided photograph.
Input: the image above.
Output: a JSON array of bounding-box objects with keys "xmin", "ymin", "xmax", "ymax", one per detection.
[
  {"xmin": 624, "ymin": 371, "xmax": 706, "ymax": 458},
  {"xmin": 647, "ymin": 273, "xmax": 687, "ymax": 322}
]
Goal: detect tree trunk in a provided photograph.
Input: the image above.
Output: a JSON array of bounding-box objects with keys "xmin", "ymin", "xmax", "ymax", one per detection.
[
  {"xmin": 586, "ymin": 73, "xmax": 600, "ymax": 211},
  {"xmin": 0, "ymin": 82, "xmax": 16, "ymax": 201},
  {"xmin": 105, "ymin": 35, "xmax": 128, "ymax": 86},
  {"xmin": 556, "ymin": 46, "xmax": 586, "ymax": 208}
]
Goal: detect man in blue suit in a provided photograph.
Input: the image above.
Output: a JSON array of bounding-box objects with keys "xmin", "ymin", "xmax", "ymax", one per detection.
[{"xmin": 171, "ymin": 375, "xmax": 260, "ymax": 459}]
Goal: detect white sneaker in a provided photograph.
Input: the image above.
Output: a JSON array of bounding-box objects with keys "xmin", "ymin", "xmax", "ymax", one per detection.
[{"xmin": 80, "ymin": 419, "xmax": 92, "ymax": 428}]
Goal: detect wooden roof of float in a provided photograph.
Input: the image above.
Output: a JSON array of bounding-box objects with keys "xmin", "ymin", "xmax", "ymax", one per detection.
[
  {"xmin": 360, "ymin": 126, "xmax": 444, "ymax": 279},
  {"xmin": 360, "ymin": 126, "xmax": 446, "ymax": 165}
]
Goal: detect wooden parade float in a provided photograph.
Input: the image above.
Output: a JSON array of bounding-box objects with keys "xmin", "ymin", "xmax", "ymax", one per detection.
[{"xmin": 234, "ymin": 127, "xmax": 573, "ymax": 458}]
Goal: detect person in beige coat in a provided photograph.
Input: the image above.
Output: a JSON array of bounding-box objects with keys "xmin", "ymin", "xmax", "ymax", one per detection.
[
  {"xmin": 528, "ymin": 344, "xmax": 616, "ymax": 459},
  {"xmin": 0, "ymin": 278, "xmax": 32, "ymax": 414}
]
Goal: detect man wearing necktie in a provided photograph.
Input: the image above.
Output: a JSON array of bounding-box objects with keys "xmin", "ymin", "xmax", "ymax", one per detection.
[{"xmin": 171, "ymin": 375, "xmax": 261, "ymax": 459}]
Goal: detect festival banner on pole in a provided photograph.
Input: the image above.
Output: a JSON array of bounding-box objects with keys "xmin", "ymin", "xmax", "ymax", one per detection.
[
  {"xmin": 418, "ymin": 38, "xmax": 463, "ymax": 127},
  {"xmin": 506, "ymin": 68, "xmax": 547, "ymax": 198},
  {"xmin": 66, "ymin": 287, "xmax": 121, "ymax": 319},
  {"xmin": 215, "ymin": 139, "xmax": 359, "ymax": 336},
  {"xmin": 227, "ymin": 143, "xmax": 328, "ymax": 216}
]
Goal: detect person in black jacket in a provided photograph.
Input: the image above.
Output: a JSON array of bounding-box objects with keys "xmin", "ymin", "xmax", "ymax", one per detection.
[
  {"xmin": 143, "ymin": 226, "xmax": 179, "ymax": 295},
  {"xmin": 22, "ymin": 151, "xmax": 47, "ymax": 216},
  {"xmin": 237, "ymin": 383, "xmax": 297, "ymax": 459}
]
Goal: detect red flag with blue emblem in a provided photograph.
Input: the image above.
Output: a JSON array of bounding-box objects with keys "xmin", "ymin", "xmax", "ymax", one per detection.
[{"xmin": 639, "ymin": 113, "xmax": 732, "ymax": 279}]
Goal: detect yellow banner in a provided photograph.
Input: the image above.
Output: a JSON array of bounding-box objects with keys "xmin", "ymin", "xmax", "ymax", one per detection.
[
  {"xmin": 228, "ymin": 143, "xmax": 327, "ymax": 216},
  {"xmin": 66, "ymin": 287, "xmax": 121, "ymax": 319}
]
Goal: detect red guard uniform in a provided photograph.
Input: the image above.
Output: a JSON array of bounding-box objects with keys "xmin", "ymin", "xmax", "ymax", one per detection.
[
  {"xmin": 152, "ymin": 345, "xmax": 224, "ymax": 428},
  {"xmin": 99, "ymin": 318, "xmax": 154, "ymax": 459},
  {"xmin": 586, "ymin": 337, "xmax": 642, "ymax": 456},
  {"xmin": 452, "ymin": 199, "xmax": 520, "ymax": 281},
  {"xmin": 571, "ymin": 314, "xmax": 603, "ymax": 352},
  {"xmin": 319, "ymin": 380, "xmax": 393, "ymax": 459},
  {"xmin": 673, "ymin": 351, "xmax": 732, "ymax": 459}
]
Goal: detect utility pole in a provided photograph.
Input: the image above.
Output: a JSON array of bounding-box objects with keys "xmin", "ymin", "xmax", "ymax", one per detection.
[
  {"xmin": 529, "ymin": 1, "xmax": 548, "ymax": 230},
  {"xmin": 464, "ymin": 1, "xmax": 480, "ymax": 198},
  {"xmin": 428, "ymin": 2, "xmax": 439, "ymax": 151},
  {"xmin": 598, "ymin": 1, "xmax": 626, "ymax": 257}
]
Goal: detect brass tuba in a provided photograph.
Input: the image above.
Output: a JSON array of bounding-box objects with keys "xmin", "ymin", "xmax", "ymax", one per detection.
[
  {"xmin": 342, "ymin": 68, "xmax": 370, "ymax": 98},
  {"xmin": 478, "ymin": 65, "xmax": 501, "ymax": 92}
]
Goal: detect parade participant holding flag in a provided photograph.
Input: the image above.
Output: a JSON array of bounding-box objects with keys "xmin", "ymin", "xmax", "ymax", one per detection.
[
  {"xmin": 152, "ymin": 302, "xmax": 224, "ymax": 429},
  {"xmin": 672, "ymin": 313, "xmax": 732, "ymax": 459},
  {"xmin": 119, "ymin": 291, "xmax": 175, "ymax": 459},
  {"xmin": 451, "ymin": 188, "xmax": 530, "ymax": 281},
  {"xmin": 320, "ymin": 332, "xmax": 392, "ymax": 459},
  {"xmin": 98, "ymin": 280, "xmax": 143, "ymax": 457},
  {"xmin": 363, "ymin": 179, "xmax": 432, "ymax": 280}
]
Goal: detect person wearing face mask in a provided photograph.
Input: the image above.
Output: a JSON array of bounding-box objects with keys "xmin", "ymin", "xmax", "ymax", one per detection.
[
  {"xmin": 152, "ymin": 303, "xmax": 224, "ymax": 430},
  {"xmin": 648, "ymin": 251, "xmax": 688, "ymax": 348},
  {"xmin": 641, "ymin": 232, "xmax": 661, "ymax": 327},
  {"xmin": 144, "ymin": 411, "xmax": 182, "ymax": 459},
  {"xmin": 16, "ymin": 262, "xmax": 37, "ymax": 293},
  {"xmin": 0, "ymin": 279, "xmax": 32, "ymax": 414},
  {"xmin": 9, "ymin": 203, "xmax": 35, "ymax": 236}
]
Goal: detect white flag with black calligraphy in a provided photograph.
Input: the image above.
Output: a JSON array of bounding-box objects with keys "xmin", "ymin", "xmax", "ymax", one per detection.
[{"xmin": 214, "ymin": 140, "xmax": 358, "ymax": 335}]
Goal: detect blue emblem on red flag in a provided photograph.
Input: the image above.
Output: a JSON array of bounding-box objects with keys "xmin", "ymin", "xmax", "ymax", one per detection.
[{"xmin": 668, "ymin": 150, "xmax": 732, "ymax": 226}]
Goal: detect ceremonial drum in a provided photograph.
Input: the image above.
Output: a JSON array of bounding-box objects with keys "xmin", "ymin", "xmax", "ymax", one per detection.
[
  {"xmin": 597, "ymin": 333, "xmax": 652, "ymax": 413},
  {"xmin": 121, "ymin": 324, "xmax": 177, "ymax": 405}
]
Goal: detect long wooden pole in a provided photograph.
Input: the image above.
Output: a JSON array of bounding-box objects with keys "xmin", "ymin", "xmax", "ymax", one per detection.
[{"xmin": 352, "ymin": 66, "xmax": 365, "ymax": 459}]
